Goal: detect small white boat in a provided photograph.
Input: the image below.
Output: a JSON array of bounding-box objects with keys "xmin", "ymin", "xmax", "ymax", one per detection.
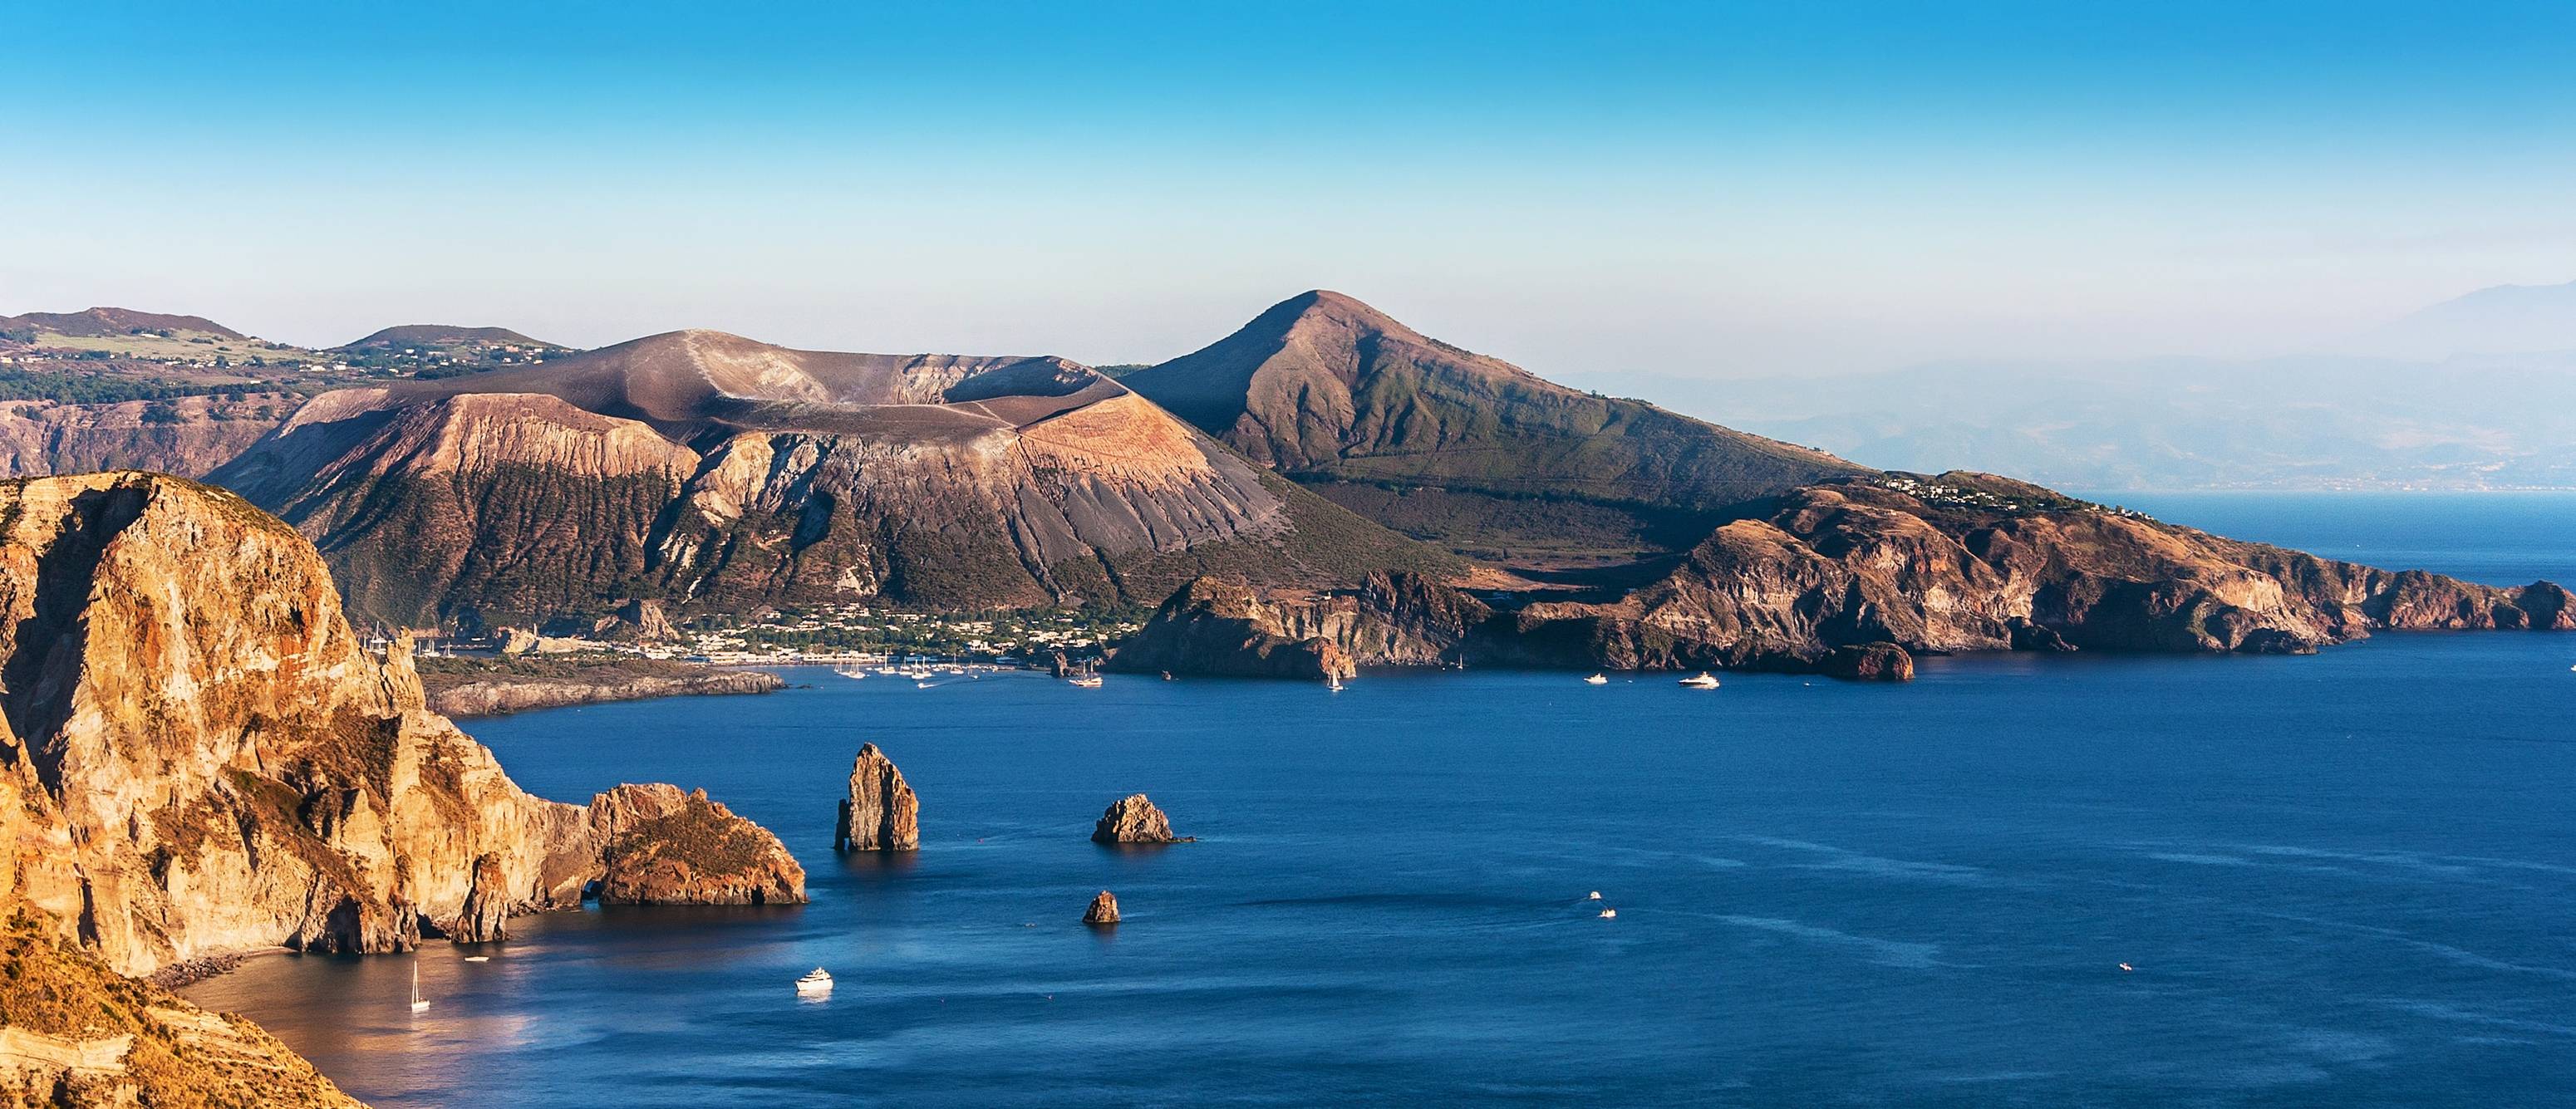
[
  {"xmin": 409, "ymin": 962, "xmax": 430, "ymax": 1013},
  {"xmin": 1586, "ymin": 891, "xmax": 1602, "ymax": 900},
  {"xmin": 794, "ymin": 968, "xmax": 833, "ymax": 995},
  {"xmin": 1597, "ymin": 909, "xmax": 1617, "ymax": 920},
  {"xmin": 1068, "ymin": 674, "xmax": 1104, "ymax": 689},
  {"xmin": 1327, "ymin": 675, "xmax": 1345, "ymax": 692},
  {"xmin": 462, "ymin": 955, "xmax": 490, "ymax": 963},
  {"xmin": 1678, "ymin": 672, "xmax": 1721, "ymax": 689},
  {"xmin": 834, "ymin": 666, "xmax": 868, "ymax": 680},
  {"xmin": 1583, "ymin": 673, "xmax": 1608, "ymax": 685},
  {"xmin": 916, "ymin": 680, "xmax": 933, "ymax": 689}
]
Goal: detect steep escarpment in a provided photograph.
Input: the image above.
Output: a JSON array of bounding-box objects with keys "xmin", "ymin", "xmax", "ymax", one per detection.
[
  {"xmin": 0, "ymin": 472, "xmax": 804, "ymax": 980},
  {"xmin": 1117, "ymin": 475, "xmax": 2572, "ymax": 678},
  {"xmin": 216, "ymin": 391, "xmax": 697, "ymax": 628},
  {"xmin": 1122, "ymin": 292, "xmax": 1869, "ymax": 553},
  {"xmin": 0, "ymin": 394, "xmax": 293, "ymax": 478}
]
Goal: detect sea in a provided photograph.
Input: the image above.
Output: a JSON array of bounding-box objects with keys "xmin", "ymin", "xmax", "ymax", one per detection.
[{"xmin": 184, "ymin": 493, "xmax": 2576, "ymax": 1107}]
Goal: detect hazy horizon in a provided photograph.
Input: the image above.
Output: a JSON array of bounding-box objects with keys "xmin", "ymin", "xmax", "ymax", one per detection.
[{"xmin": 11, "ymin": 2, "xmax": 2576, "ymax": 379}]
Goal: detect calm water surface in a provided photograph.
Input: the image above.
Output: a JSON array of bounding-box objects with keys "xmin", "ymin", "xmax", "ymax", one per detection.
[{"xmin": 188, "ymin": 495, "xmax": 2576, "ymax": 1107}]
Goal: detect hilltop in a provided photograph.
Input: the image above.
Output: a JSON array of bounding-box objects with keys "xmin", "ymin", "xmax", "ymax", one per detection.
[
  {"xmin": 335, "ymin": 323, "xmax": 564, "ymax": 351},
  {"xmin": 0, "ymin": 306, "xmax": 242, "ymax": 339},
  {"xmin": 1122, "ymin": 291, "xmax": 1870, "ymax": 559}
]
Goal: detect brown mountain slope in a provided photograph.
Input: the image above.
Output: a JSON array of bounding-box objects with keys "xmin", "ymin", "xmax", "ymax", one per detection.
[
  {"xmin": 211, "ymin": 331, "xmax": 1458, "ymax": 627},
  {"xmin": 1121, "ymin": 292, "xmax": 1871, "ymax": 555}
]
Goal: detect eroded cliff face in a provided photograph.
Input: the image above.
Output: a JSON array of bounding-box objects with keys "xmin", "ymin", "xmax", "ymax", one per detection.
[
  {"xmin": 1115, "ymin": 477, "xmax": 2572, "ymax": 680},
  {"xmin": 0, "ymin": 395, "xmax": 292, "ymax": 478},
  {"xmin": 0, "ymin": 472, "xmax": 804, "ymax": 979}
]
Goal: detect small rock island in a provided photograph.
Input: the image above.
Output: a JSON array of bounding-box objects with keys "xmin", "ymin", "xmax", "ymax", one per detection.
[
  {"xmin": 1084, "ymin": 891, "xmax": 1121, "ymax": 925},
  {"xmin": 1093, "ymin": 793, "xmax": 1192, "ymax": 844},
  {"xmin": 837, "ymin": 743, "xmax": 921, "ymax": 851}
]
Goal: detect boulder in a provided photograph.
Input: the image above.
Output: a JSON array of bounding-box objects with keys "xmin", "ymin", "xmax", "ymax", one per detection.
[
  {"xmin": 1084, "ymin": 891, "xmax": 1120, "ymax": 925},
  {"xmin": 1822, "ymin": 641, "xmax": 1915, "ymax": 682},
  {"xmin": 1092, "ymin": 793, "xmax": 1192, "ymax": 844},
  {"xmin": 836, "ymin": 743, "xmax": 921, "ymax": 851}
]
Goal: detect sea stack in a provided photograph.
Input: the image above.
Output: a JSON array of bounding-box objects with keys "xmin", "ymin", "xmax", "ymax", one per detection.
[
  {"xmin": 1084, "ymin": 891, "xmax": 1121, "ymax": 925},
  {"xmin": 837, "ymin": 743, "xmax": 921, "ymax": 851},
  {"xmin": 1092, "ymin": 793, "xmax": 1192, "ymax": 844}
]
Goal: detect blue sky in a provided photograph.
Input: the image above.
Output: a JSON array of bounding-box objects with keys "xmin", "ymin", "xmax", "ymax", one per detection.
[{"xmin": 7, "ymin": 1, "xmax": 2574, "ymax": 375}]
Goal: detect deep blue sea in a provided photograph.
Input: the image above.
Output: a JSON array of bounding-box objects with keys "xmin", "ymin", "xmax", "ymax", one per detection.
[{"xmin": 187, "ymin": 495, "xmax": 2576, "ymax": 1107}]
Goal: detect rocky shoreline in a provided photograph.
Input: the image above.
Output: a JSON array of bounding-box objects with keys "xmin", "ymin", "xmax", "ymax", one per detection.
[
  {"xmin": 418, "ymin": 656, "xmax": 786, "ymax": 717},
  {"xmin": 1109, "ymin": 474, "xmax": 2573, "ymax": 685}
]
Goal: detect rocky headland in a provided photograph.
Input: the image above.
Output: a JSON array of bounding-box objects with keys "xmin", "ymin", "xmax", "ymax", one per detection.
[
  {"xmin": 835, "ymin": 743, "xmax": 921, "ymax": 851},
  {"xmin": 416, "ymin": 654, "xmax": 785, "ymax": 717},
  {"xmin": 0, "ymin": 471, "xmax": 808, "ymax": 977}
]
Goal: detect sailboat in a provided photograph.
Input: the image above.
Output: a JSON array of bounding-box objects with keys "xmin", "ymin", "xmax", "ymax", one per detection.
[
  {"xmin": 409, "ymin": 962, "xmax": 430, "ymax": 1013},
  {"xmin": 1327, "ymin": 674, "xmax": 1345, "ymax": 692}
]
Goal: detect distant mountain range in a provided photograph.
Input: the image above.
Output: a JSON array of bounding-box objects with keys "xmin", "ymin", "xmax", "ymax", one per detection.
[
  {"xmin": 2358, "ymin": 279, "xmax": 2576, "ymax": 360},
  {"xmin": 1585, "ymin": 281, "xmax": 2576, "ymax": 492}
]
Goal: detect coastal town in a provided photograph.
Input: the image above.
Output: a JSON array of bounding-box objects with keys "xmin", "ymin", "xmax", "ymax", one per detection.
[{"xmin": 406, "ymin": 602, "xmax": 1150, "ymax": 669}]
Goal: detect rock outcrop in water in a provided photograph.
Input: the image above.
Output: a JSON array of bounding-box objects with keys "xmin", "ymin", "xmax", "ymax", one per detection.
[
  {"xmin": 1092, "ymin": 794, "xmax": 1190, "ymax": 844},
  {"xmin": 1822, "ymin": 642, "xmax": 1915, "ymax": 682},
  {"xmin": 0, "ymin": 472, "xmax": 805, "ymax": 979},
  {"xmin": 589, "ymin": 784, "xmax": 805, "ymax": 905},
  {"xmin": 836, "ymin": 743, "xmax": 920, "ymax": 851},
  {"xmin": 1113, "ymin": 475, "xmax": 2573, "ymax": 680},
  {"xmin": 1083, "ymin": 891, "xmax": 1119, "ymax": 925}
]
